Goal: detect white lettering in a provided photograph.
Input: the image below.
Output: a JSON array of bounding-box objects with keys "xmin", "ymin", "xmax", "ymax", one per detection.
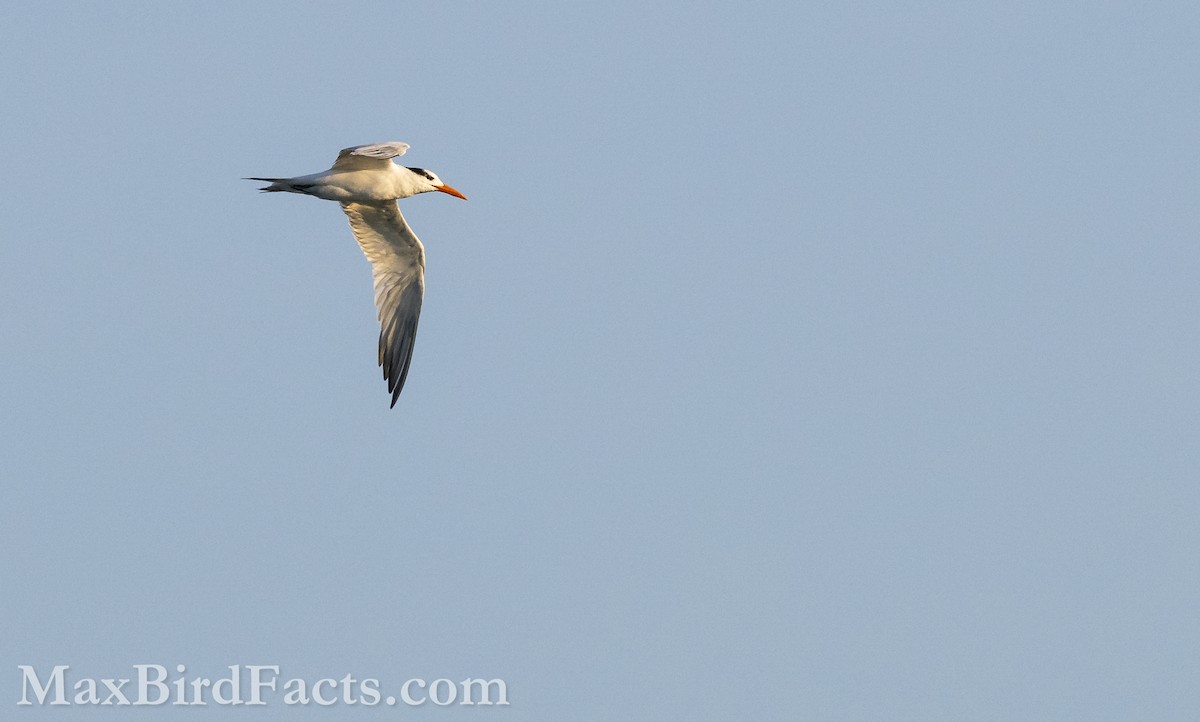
[
  {"xmin": 460, "ymin": 677, "xmax": 509, "ymax": 705},
  {"xmin": 400, "ymin": 678, "xmax": 426, "ymax": 705},
  {"xmin": 172, "ymin": 665, "xmax": 189, "ymax": 705},
  {"xmin": 189, "ymin": 676, "xmax": 210, "ymax": 705},
  {"xmin": 18, "ymin": 665, "xmax": 68, "ymax": 706},
  {"xmin": 359, "ymin": 678, "xmax": 381, "ymax": 706},
  {"xmin": 311, "ymin": 678, "xmax": 337, "ymax": 706},
  {"xmin": 134, "ymin": 664, "xmax": 168, "ymax": 705},
  {"xmin": 429, "ymin": 678, "xmax": 457, "ymax": 706},
  {"xmin": 282, "ymin": 678, "xmax": 308, "ymax": 705},
  {"xmin": 246, "ymin": 665, "xmax": 278, "ymax": 705},
  {"xmin": 74, "ymin": 678, "xmax": 99, "ymax": 705},
  {"xmin": 16, "ymin": 665, "xmax": 506, "ymax": 709},
  {"xmin": 101, "ymin": 678, "xmax": 130, "ymax": 705},
  {"xmin": 211, "ymin": 666, "xmax": 242, "ymax": 705},
  {"xmin": 339, "ymin": 673, "xmax": 358, "ymax": 704}
]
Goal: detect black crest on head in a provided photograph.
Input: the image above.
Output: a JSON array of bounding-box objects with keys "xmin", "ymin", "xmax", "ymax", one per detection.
[{"xmin": 406, "ymin": 167, "xmax": 435, "ymax": 181}]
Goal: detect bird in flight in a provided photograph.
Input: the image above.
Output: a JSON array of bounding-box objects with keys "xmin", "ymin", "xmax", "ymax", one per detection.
[{"xmin": 248, "ymin": 141, "xmax": 467, "ymax": 407}]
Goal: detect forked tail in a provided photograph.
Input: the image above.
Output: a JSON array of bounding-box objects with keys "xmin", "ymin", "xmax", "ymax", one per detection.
[
  {"xmin": 245, "ymin": 177, "xmax": 294, "ymax": 193},
  {"xmin": 245, "ymin": 178, "xmax": 319, "ymax": 195}
]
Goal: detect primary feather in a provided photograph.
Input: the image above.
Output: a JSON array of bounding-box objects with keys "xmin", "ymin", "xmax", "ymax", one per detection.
[
  {"xmin": 341, "ymin": 201, "xmax": 425, "ymax": 407},
  {"xmin": 332, "ymin": 142, "xmax": 411, "ymax": 171}
]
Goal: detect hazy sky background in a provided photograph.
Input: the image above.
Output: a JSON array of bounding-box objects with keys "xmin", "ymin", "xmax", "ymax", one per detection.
[{"xmin": 2, "ymin": 1, "xmax": 1198, "ymax": 719}]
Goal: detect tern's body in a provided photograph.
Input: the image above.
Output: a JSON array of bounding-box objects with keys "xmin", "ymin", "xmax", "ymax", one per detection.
[
  {"xmin": 249, "ymin": 141, "xmax": 467, "ymax": 407},
  {"xmin": 263, "ymin": 164, "xmax": 422, "ymax": 203}
]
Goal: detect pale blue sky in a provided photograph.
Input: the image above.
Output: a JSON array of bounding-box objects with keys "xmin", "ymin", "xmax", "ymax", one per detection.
[{"xmin": 2, "ymin": 1, "xmax": 1199, "ymax": 719}]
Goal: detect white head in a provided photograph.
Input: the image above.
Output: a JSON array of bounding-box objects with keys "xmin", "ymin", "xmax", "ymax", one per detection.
[{"xmin": 405, "ymin": 166, "xmax": 468, "ymax": 200}]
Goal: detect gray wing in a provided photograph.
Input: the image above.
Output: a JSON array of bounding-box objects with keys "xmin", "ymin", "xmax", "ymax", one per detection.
[
  {"xmin": 340, "ymin": 201, "xmax": 426, "ymax": 407},
  {"xmin": 332, "ymin": 142, "xmax": 411, "ymax": 171}
]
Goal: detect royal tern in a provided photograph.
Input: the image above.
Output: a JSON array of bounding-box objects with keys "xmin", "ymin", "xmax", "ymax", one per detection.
[{"xmin": 248, "ymin": 141, "xmax": 467, "ymax": 407}]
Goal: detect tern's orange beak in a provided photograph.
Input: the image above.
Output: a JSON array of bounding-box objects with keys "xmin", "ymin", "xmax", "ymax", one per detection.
[{"xmin": 435, "ymin": 183, "xmax": 468, "ymax": 200}]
